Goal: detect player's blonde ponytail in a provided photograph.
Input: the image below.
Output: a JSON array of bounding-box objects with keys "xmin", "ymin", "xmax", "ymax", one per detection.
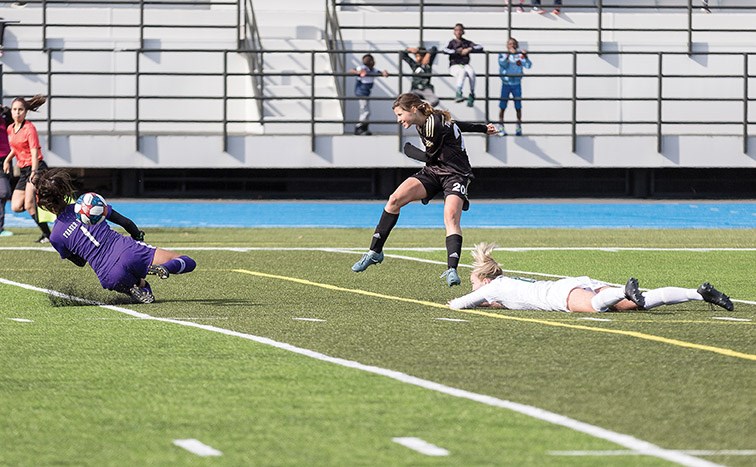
[{"xmin": 471, "ymin": 242, "xmax": 503, "ymax": 281}]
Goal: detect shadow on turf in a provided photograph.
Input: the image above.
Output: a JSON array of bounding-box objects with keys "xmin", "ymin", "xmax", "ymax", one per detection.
[{"xmin": 47, "ymin": 283, "xmax": 134, "ymax": 307}]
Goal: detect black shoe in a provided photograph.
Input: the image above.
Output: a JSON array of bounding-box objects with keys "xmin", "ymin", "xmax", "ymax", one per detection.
[
  {"xmin": 147, "ymin": 264, "xmax": 170, "ymax": 279},
  {"xmin": 624, "ymin": 277, "xmax": 645, "ymax": 309},
  {"xmin": 697, "ymin": 282, "xmax": 734, "ymax": 311}
]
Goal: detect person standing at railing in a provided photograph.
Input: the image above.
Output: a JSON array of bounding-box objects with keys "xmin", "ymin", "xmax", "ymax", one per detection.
[
  {"xmin": 497, "ymin": 37, "xmax": 532, "ymax": 136},
  {"xmin": 503, "ymin": 0, "xmax": 525, "ymax": 13},
  {"xmin": 531, "ymin": 0, "xmax": 562, "ymax": 15},
  {"xmin": 443, "ymin": 23, "xmax": 484, "ymax": 107},
  {"xmin": 2, "ymin": 95, "xmax": 53, "ymax": 243},
  {"xmin": 401, "ymin": 46, "xmax": 440, "ymax": 107},
  {"xmin": 349, "ymin": 53, "xmax": 389, "ymax": 136},
  {"xmin": 0, "ymin": 105, "xmax": 13, "ymax": 237}
]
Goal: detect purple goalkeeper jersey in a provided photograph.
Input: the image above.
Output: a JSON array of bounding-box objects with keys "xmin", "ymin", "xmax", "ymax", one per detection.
[{"xmin": 50, "ymin": 204, "xmax": 145, "ymax": 288}]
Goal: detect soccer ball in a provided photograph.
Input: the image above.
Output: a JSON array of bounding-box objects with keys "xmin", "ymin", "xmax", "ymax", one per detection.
[{"xmin": 74, "ymin": 192, "xmax": 108, "ymax": 225}]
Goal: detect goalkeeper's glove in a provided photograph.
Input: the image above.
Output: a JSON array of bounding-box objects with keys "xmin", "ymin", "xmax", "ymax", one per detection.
[{"xmin": 132, "ymin": 230, "xmax": 145, "ymax": 242}]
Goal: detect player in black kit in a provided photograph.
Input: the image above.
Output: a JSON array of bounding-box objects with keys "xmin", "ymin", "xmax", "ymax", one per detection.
[{"xmin": 351, "ymin": 93, "xmax": 497, "ymax": 286}]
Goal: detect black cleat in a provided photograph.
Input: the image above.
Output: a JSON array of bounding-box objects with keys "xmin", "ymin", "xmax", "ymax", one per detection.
[
  {"xmin": 147, "ymin": 264, "xmax": 170, "ymax": 279},
  {"xmin": 697, "ymin": 282, "xmax": 734, "ymax": 311},
  {"xmin": 624, "ymin": 277, "xmax": 646, "ymax": 309},
  {"xmin": 129, "ymin": 283, "xmax": 155, "ymax": 304}
]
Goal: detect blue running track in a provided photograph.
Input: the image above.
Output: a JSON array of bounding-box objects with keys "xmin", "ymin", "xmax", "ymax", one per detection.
[{"xmin": 5, "ymin": 200, "xmax": 756, "ymax": 229}]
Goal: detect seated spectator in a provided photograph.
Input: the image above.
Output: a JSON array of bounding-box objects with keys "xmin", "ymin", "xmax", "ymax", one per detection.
[
  {"xmin": 531, "ymin": 0, "xmax": 562, "ymax": 14},
  {"xmin": 401, "ymin": 46, "xmax": 440, "ymax": 106},
  {"xmin": 443, "ymin": 23, "xmax": 484, "ymax": 107}
]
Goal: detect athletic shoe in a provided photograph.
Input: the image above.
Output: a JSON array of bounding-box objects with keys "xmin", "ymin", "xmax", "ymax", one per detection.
[
  {"xmin": 697, "ymin": 282, "xmax": 734, "ymax": 311},
  {"xmin": 0, "ymin": 230, "xmax": 13, "ymax": 237},
  {"xmin": 36, "ymin": 234, "xmax": 50, "ymax": 244},
  {"xmin": 515, "ymin": 124, "xmax": 523, "ymax": 136},
  {"xmin": 466, "ymin": 94, "xmax": 475, "ymax": 107},
  {"xmin": 497, "ymin": 124, "xmax": 507, "ymax": 137},
  {"xmin": 351, "ymin": 250, "xmax": 384, "ymax": 272},
  {"xmin": 624, "ymin": 277, "xmax": 645, "ymax": 309},
  {"xmin": 532, "ymin": 6, "xmax": 544, "ymax": 14},
  {"xmin": 147, "ymin": 264, "xmax": 170, "ymax": 279},
  {"xmin": 552, "ymin": 8, "xmax": 560, "ymax": 15},
  {"xmin": 129, "ymin": 282, "xmax": 155, "ymax": 304},
  {"xmin": 441, "ymin": 268, "xmax": 461, "ymax": 287},
  {"xmin": 454, "ymin": 90, "xmax": 464, "ymax": 103}
]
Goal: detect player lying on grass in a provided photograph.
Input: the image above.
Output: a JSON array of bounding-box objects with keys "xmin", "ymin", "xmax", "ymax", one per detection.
[
  {"xmin": 448, "ymin": 243, "xmax": 734, "ymax": 312},
  {"xmin": 34, "ymin": 168, "xmax": 196, "ymax": 304}
]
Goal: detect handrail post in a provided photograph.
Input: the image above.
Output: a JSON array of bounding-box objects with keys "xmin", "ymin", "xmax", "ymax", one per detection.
[
  {"xmin": 597, "ymin": 0, "xmax": 603, "ymax": 55},
  {"xmin": 311, "ymin": 51, "xmax": 316, "ymax": 152},
  {"xmin": 687, "ymin": 0, "xmax": 693, "ymax": 56},
  {"xmin": 485, "ymin": 50, "xmax": 490, "ymax": 154},
  {"xmin": 419, "ymin": 0, "xmax": 424, "ymax": 46},
  {"xmin": 223, "ymin": 50, "xmax": 228, "ymax": 153},
  {"xmin": 46, "ymin": 47, "xmax": 52, "ymax": 152},
  {"xmin": 42, "ymin": 0, "xmax": 47, "ymax": 48},
  {"xmin": 657, "ymin": 52, "xmax": 663, "ymax": 154},
  {"xmin": 571, "ymin": 51, "xmax": 577, "ymax": 153},
  {"xmin": 744, "ymin": 53, "xmax": 749, "ymax": 155},
  {"xmin": 398, "ymin": 50, "xmax": 403, "ymax": 153},
  {"xmin": 135, "ymin": 50, "xmax": 140, "ymax": 152},
  {"xmin": 139, "ymin": 0, "xmax": 145, "ymax": 50}
]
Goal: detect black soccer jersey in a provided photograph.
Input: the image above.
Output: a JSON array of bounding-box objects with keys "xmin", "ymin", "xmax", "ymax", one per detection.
[{"xmin": 417, "ymin": 113, "xmax": 486, "ymax": 177}]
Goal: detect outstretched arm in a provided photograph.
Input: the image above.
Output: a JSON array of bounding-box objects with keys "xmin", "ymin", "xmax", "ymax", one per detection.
[
  {"xmin": 448, "ymin": 288, "xmax": 490, "ymax": 310},
  {"xmin": 66, "ymin": 253, "xmax": 87, "ymax": 267},
  {"xmin": 403, "ymin": 142, "xmax": 429, "ymax": 162},
  {"xmin": 108, "ymin": 209, "xmax": 145, "ymax": 241},
  {"xmin": 456, "ymin": 121, "xmax": 497, "ymax": 135}
]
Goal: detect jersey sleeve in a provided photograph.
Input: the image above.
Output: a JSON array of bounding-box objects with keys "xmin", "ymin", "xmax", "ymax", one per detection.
[
  {"xmin": 422, "ymin": 113, "xmax": 445, "ymax": 156},
  {"xmin": 455, "ymin": 121, "xmax": 488, "ymax": 134},
  {"xmin": 448, "ymin": 286, "xmax": 491, "ymax": 310},
  {"xmin": 26, "ymin": 123, "xmax": 42, "ymax": 149}
]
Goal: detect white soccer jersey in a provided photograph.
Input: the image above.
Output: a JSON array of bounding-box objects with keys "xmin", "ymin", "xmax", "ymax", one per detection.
[{"xmin": 448, "ymin": 275, "xmax": 609, "ymax": 312}]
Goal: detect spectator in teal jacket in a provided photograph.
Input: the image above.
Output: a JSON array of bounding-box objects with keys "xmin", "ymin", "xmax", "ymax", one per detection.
[{"xmin": 497, "ymin": 37, "xmax": 532, "ymax": 136}]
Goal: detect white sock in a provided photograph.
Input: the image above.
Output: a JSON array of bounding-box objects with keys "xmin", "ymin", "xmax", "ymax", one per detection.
[
  {"xmin": 643, "ymin": 287, "xmax": 701, "ymax": 310},
  {"xmin": 590, "ymin": 287, "xmax": 626, "ymax": 312}
]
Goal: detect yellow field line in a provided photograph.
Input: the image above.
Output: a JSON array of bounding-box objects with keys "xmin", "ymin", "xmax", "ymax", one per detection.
[{"xmin": 233, "ymin": 268, "xmax": 756, "ymax": 362}]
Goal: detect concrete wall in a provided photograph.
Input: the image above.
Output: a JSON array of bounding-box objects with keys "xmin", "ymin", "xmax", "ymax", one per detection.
[{"xmin": 0, "ymin": 2, "xmax": 754, "ymax": 169}]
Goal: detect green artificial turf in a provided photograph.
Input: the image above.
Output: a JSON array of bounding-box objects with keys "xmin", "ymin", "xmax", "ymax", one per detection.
[{"xmin": 1, "ymin": 227, "xmax": 754, "ymax": 466}]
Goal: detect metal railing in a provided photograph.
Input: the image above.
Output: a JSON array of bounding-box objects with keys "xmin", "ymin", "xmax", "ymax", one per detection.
[
  {"xmin": 332, "ymin": 0, "xmax": 756, "ymax": 55},
  {"xmin": 0, "ymin": 1, "xmax": 753, "ymax": 155}
]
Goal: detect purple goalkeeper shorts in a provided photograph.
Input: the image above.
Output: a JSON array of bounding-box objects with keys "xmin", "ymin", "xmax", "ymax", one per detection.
[{"xmin": 98, "ymin": 241, "xmax": 157, "ymax": 293}]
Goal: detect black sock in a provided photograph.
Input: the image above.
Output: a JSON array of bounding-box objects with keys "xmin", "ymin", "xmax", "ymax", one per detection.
[
  {"xmin": 37, "ymin": 221, "xmax": 51, "ymax": 237},
  {"xmin": 446, "ymin": 234, "xmax": 463, "ymax": 269},
  {"xmin": 369, "ymin": 210, "xmax": 399, "ymax": 253}
]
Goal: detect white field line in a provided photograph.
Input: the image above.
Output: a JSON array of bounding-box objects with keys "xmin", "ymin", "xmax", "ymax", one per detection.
[
  {"xmin": 3, "ymin": 246, "xmax": 756, "ymax": 252},
  {"xmin": 172, "ymin": 439, "xmax": 222, "ymax": 457},
  {"xmin": 293, "ymin": 317, "xmax": 326, "ymax": 322},
  {"xmin": 434, "ymin": 318, "xmax": 468, "ymax": 322},
  {"xmin": 550, "ymin": 450, "xmax": 756, "ymax": 457},
  {"xmin": 712, "ymin": 317, "xmax": 751, "ymax": 322},
  {"xmin": 8, "ymin": 318, "xmax": 33, "ymax": 323},
  {"xmin": 0, "ymin": 277, "xmax": 723, "ymax": 467},
  {"xmin": 392, "ymin": 437, "xmax": 450, "ymax": 456},
  {"xmin": 578, "ymin": 317, "xmax": 612, "ymax": 322}
]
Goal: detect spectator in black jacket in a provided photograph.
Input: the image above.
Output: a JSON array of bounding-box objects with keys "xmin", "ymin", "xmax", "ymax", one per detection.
[
  {"xmin": 443, "ymin": 23, "xmax": 484, "ymax": 107},
  {"xmin": 401, "ymin": 46, "xmax": 440, "ymax": 106}
]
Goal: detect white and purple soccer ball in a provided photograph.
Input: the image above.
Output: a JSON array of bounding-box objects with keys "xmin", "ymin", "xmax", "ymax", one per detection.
[{"xmin": 74, "ymin": 192, "xmax": 108, "ymax": 225}]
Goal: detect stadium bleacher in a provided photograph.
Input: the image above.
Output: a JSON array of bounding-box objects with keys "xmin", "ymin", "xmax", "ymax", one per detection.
[{"xmin": 0, "ymin": 0, "xmax": 753, "ymax": 197}]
